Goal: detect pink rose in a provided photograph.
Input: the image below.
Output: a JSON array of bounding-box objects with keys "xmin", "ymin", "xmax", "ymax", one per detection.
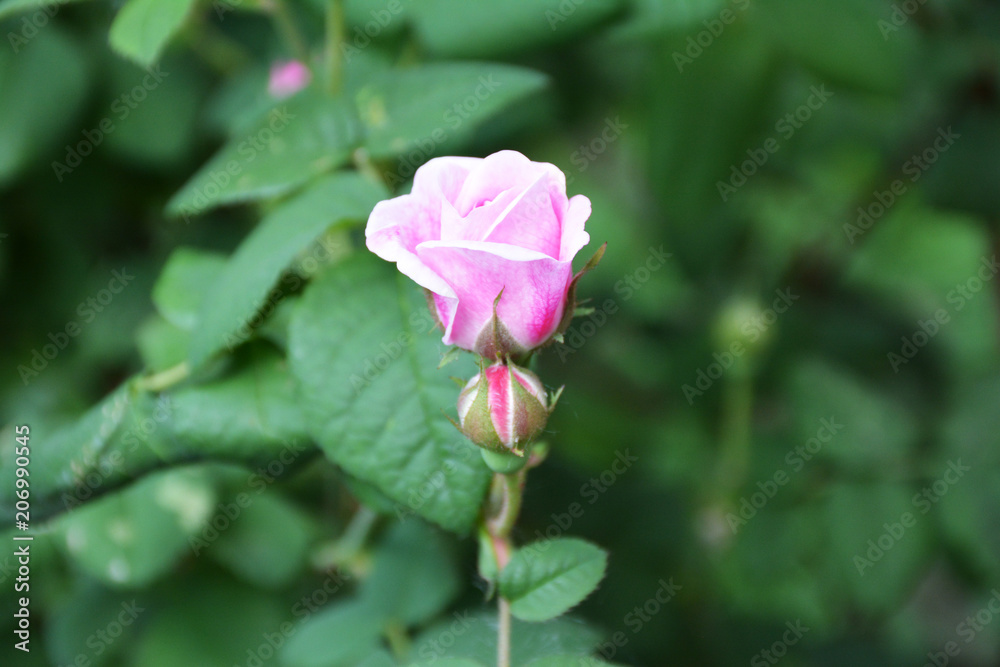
[
  {"xmin": 365, "ymin": 150, "xmax": 592, "ymax": 359},
  {"xmin": 267, "ymin": 60, "xmax": 311, "ymax": 98}
]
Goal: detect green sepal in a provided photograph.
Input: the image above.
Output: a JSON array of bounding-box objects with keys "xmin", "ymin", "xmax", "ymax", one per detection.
[
  {"xmin": 547, "ymin": 386, "xmax": 565, "ymax": 413},
  {"xmin": 554, "ymin": 243, "xmax": 606, "ymax": 339},
  {"xmin": 482, "ymin": 448, "xmax": 530, "ymax": 474},
  {"xmin": 461, "ymin": 371, "xmax": 505, "ymax": 453},
  {"xmin": 475, "ymin": 288, "xmax": 528, "ymax": 362},
  {"xmin": 508, "ymin": 365, "xmax": 549, "ymax": 454},
  {"xmin": 438, "ymin": 346, "xmax": 463, "ymax": 369}
]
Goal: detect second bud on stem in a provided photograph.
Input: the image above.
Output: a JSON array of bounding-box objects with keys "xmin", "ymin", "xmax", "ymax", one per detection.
[{"xmin": 457, "ymin": 361, "xmax": 551, "ymax": 462}]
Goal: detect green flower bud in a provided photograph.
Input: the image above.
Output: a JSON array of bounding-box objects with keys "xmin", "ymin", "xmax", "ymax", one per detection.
[{"xmin": 457, "ymin": 361, "xmax": 548, "ymax": 456}]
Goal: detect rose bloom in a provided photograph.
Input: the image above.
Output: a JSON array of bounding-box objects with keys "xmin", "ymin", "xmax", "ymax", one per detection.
[{"xmin": 365, "ymin": 150, "xmax": 592, "ymax": 359}]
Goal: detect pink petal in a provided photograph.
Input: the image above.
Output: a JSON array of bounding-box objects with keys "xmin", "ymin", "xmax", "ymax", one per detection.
[
  {"xmin": 480, "ymin": 171, "xmax": 562, "ymax": 258},
  {"xmin": 365, "ymin": 196, "xmax": 455, "ymax": 298},
  {"xmin": 438, "ymin": 186, "xmax": 520, "ymax": 245},
  {"xmin": 559, "ymin": 195, "xmax": 592, "ymax": 262},
  {"xmin": 412, "ymin": 156, "xmax": 482, "ymax": 204},
  {"xmin": 454, "ymin": 151, "xmax": 563, "ymax": 216},
  {"xmin": 510, "ymin": 365, "xmax": 546, "ymax": 402},
  {"xmin": 485, "ymin": 365, "xmax": 513, "ymax": 443},
  {"xmin": 415, "ymin": 240, "xmax": 572, "ymax": 350}
]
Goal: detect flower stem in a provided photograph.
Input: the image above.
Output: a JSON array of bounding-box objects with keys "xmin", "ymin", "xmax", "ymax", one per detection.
[
  {"xmin": 325, "ymin": 0, "xmax": 345, "ymax": 95},
  {"xmin": 337, "ymin": 505, "xmax": 378, "ymax": 559},
  {"xmin": 483, "ymin": 469, "xmax": 525, "ymax": 667},
  {"xmin": 188, "ymin": 17, "xmax": 251, "ymax": 74},
  {"xmin": 135, "ymin": 362, "xmax": 190, "ymax": 393},
  {"xmin": 270, "ymin": 0, "xmax": 309, "ymax": 63},
  {"xmin": 383, "ymin": 619, "xmax": 412, "ymax": 660},
  {"xmin": 497, "ymin": 596, "xmax": 512, "ymax": 667},
  {"xmin": 310, "ymin": 505, "xmax": 379, "ymax": 572},
  {"xmin": 715, "ymin": 369, "xmax": 753, "ymax": 498},
  {"xmin": 489, "ymin": 471, "xmax": 524, "ymax": 539}
]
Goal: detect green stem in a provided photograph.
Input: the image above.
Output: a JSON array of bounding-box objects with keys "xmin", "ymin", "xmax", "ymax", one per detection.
[
  {"xmin": 383, "ymin": 620, "xmax": 412, "ymax": 660},
  {"xmin": 497, "ymin": 597, "xmax": 512, "ymax": 667},
  {"xmin": 270, "ymin": 0, "xmax": 309, "ymax": 63},
  {"xmin": 496, "ymin": 472, "xmax": 524, "ymax": 538},
  {"xmin": 715, "ymin": 369, "xmax": 753, "ymax": 498},
  {"xmin": 325, "ymin": 0, "xmax": 345, "ymax": 95},
  {"xmin": 135, "ymin": 362, "xmax": 190, "ymax": 393},
  {"xmin": 336, "ymin": 505, "xmax": 378, "ymax": 560},
  {"xmin": 352, "ymin": 147, "xmax": 388, "ymax": 190},
  {"xmin": 310, "ymin": 505, "xmax": 379, "ymax": 571},
  {"xmin": 483, "ymin": 470, "xmax": 524, "ymax": 667},
  {"xmin": 188, "ymin": 20, "xmax": 251, "ymax": 75}
]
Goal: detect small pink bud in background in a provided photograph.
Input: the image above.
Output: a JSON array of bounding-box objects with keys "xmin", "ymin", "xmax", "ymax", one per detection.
[
  {"xmin": 268, "ymin": 60, "xmax": 311, "ymax": 98},
  {"xmin": 457, "ymin": 362, "xmax": 549, "ymax": 455}
]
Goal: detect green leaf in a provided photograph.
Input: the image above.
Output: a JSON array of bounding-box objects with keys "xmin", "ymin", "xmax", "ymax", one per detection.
[
  {"xmin": 46, "ymin": 581, "xmax": 141, "ymax": 666},
  {"xmin": 103, "ymin": 56, "xmax": 206, "ymax": 165},
  {"xmin": 109, "ymin": 0, "xmax": 198, "ymax": 67},
  {"xmin": 167, "ymin": 91, "xmax": 363, "ymax": 217},
  {"xmin": 616, "ymin": 0, "xmax": 727, "ymax": 34},
  {"xmin": 936, "ymin": 378, "xmax": 1000, "ymax": 579},
  {"xmin": 923, "ymin": 109, "xmax": 1000, "ymax": 221},
  {"xmin": 0, "ymin": 0, "xmax": 86, "ymax": 19},
  {"xmin": 187, "ymin": 171, "xmax": 386, "ymax": 367},
  {"xmin": 843, "ymin": 204, "xmax": 999, "ymax": 378},
  {"xmin": 410, "ymin": 611, "xmax": 603, "ymax": 664},
  {"xmin": 822, "ymin": 482, "xmax": 932, "ymax": 613},
  {"xmin": 499, "ymin": 538, "xmax": 608, "ymax": 622},
  {"xmin": 280, "ymin": 600, "xmax": 385, "ymax": 667},
  {"xmin": 407, "ymin": 0, "xmax": 621, "ymax": 57},
  {"xmin": 714, "ymin": 504, "xmax": 832, "ymax": 630},
  {"xmin": 136, "ymin": 315, "xmax": 190, "ymax": 371},
  {"xmin": 207, "ymin": 493, "xmax": 315, "ymax": 589},
  {"xmin": 361, "ymin": 520, "xmax": 461, "ymax": 625},
  {"xmin": 152, "ymin": 247, "xmax": 227, "ymax": 330},
  {"xmin": 288, "ymin": 253, "xmax": 492, "ymax": 532},
  {"xmin": 357, "ymin": 650, "xmax": 401, "ymax": 667},
  {"xmin": 784, "ymin": 359, "xmax": 917, "ymax": 471},
  {"xmin": 168, "ymin": 345, "xmax": 312, "ymax": 456},
  {"xmin": 0, "ymin": 26, "xmax": 89, "ymax": 184},
  {"xmin": 357, "ymin": 62, "xmax": 548, "ymax": 161},
  {"xmin": 648, "ymin": 26, "xmax": 775, "ymax": 266},
  {"xmin": 132, "ymin": 573, "xmax": 286, "ymax": 666},
  {"xmin": 55, "ymin": 467, "xmax": 216, "ymax": 586},
  {"xmin": 526, "ymin": 657, "xmax": 621, "ymax": 667},
  {"xmin": 6, "ymin": 381, "xmax": 175, "ymax": 523},
  {"xmin": 755, "ymin": 0, "xmax": 911, "ymax": 93},
  {"xmin": 0, "ymin": 349, "xmax": 311, "ymax": 524}
]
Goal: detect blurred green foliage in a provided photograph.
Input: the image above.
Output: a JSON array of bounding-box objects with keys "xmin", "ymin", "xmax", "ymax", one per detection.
[{"xmin": 2, "ymin": 0, "xmax": 1000, "ymax": 665}]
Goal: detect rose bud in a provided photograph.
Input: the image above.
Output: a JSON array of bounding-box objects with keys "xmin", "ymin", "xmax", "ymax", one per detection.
[
  {"xmin": 267, "ymin": 60, "xmax": 311, "ymax": 98},
  {"xmin": 366, "ymin": 150, "xmax": 601, "ymax": 360},
  {"xmin": 457, "ymin": 362, "xmax": 550, "ymax": 457}
]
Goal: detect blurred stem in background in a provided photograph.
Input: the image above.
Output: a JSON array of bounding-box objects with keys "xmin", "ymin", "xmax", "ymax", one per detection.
[
  {"xmin": 188, "ymin": 16, "xmax": 252, "ymax": 74},
  {"xmin": 325, "ymin": 0, "xmax": 345, "ymax": 95},
  {"xmin": 269, "ymin": 0, "xmax": 310, "ymax": 63},
  {"xmin": 311, "ymin": 504, "xmax": 379, "ymax": 573},
  {"xmin": 717, "ymin": 368, "xmax": 753, "ymax": 496},
  {"xmin": 135, "ymin": 361, "xmax": 191, "ymax": 392},
  {"xmin": 707, "ymin": 295, "xmax": 770, "ymax": 524}
]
